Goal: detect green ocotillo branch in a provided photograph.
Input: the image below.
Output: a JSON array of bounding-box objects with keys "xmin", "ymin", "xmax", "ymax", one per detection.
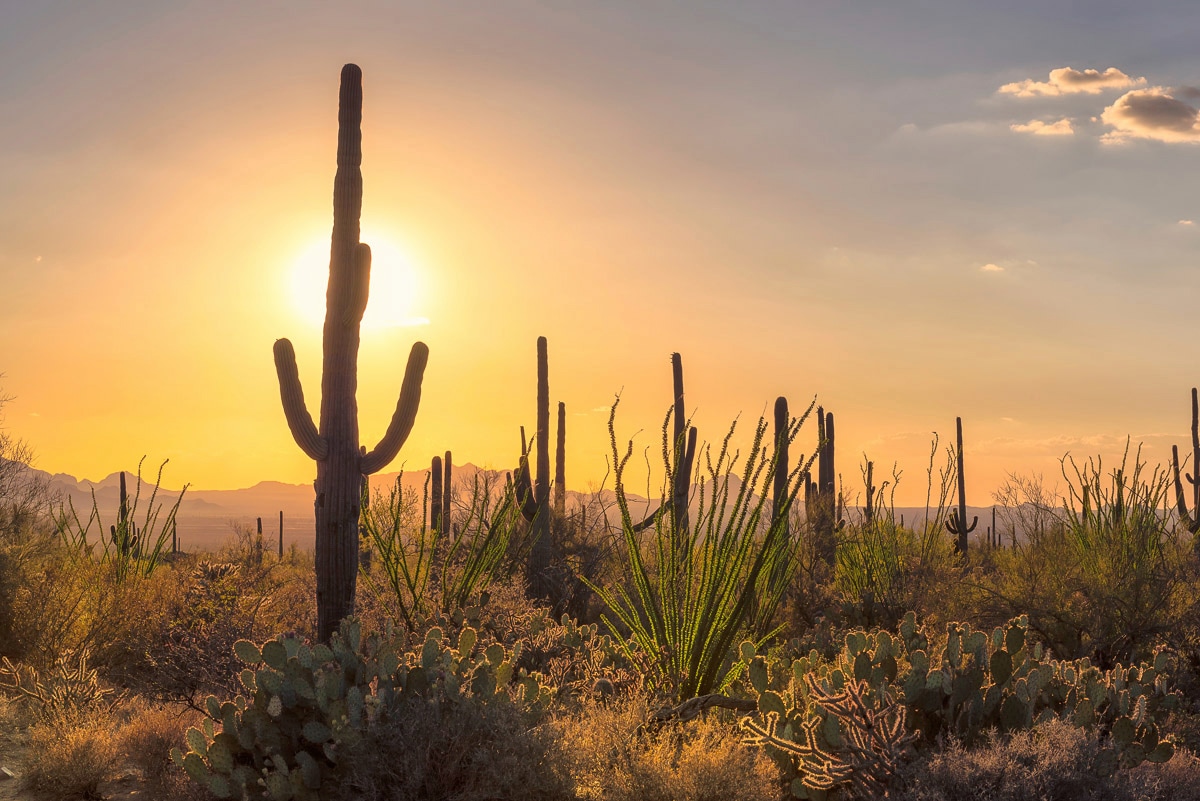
[{"xmin": 273, "ymin": 64, "xmax": 429, "ymax": 641}]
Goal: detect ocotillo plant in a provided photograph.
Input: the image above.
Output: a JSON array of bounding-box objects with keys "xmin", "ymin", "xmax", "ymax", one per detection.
[
  {"xmin": 555, "ymin": 401, "xmax": 566, "ymax": 518},
  {"xmin": 278, "ymin": 510, "xmax": 284, "ymax": 559},
  {"xmin": 273, "ymin": 64, "xmax": 429, "ymax": 641},
  {"xmin": 945, "ymin": 416, "xmax": 977, "ymax": 553}
]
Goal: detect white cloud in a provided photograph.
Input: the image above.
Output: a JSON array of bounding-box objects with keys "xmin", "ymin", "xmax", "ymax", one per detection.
[
  {"xmin": 980, "ymin": 263, "xmax": 1005, "ymax": 272},
  {"xmin": 1180, "ymin": 220, "xmax": 1195, "ymax": 226},
  {"xmin": 1010, "ymin": 118, "xmax": 1074, "ymax": 136},
  {"xmin": 999, "ymin": 67, "xmax": 1145, "ymax": 98},
  {"xmin": 1101, "ymin": 87, "xmax": 1200, "ymax": 143}
]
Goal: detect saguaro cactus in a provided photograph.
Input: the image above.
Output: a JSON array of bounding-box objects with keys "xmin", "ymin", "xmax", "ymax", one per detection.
[
  {"xmin": 945, "ymin": 416, "xmax": 977, "ymax": 554},
  {"xmin": 773, "ymin": 397, "xmax": 790, "ymax": 535},
  {"xmin": 555, "ymin": 401, "xmax": 567, "ymax": 518},
  {"xmin": 806, "ymin": 406, "xmax": 842, "ymax": 564},
  {"xmin": 273, "ymin": 64, "xmax": 429, "ymax": 641},
  {"xmin": 430, "ymin": 451, "xmax": 452, "ymax": 537},
  {"xmin": 1170, "ymin": 388, "xmax": 1200, "ymax": 537},
  {"xmin": 668, "ymin": 352, "xmax": 698, "ymax": 536},
  {"xmin": 515, "ymin": 336, "xmax": 553, "ymax": 596}
]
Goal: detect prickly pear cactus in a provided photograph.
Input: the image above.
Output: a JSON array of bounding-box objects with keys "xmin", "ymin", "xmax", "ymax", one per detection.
[
  {"xmin": 738, "ymin": 612, "xmax": 1179, "ymax": 798},
  {"xmin": 171, "ymin": 618, "xmax": 553, "ymax": 799}
]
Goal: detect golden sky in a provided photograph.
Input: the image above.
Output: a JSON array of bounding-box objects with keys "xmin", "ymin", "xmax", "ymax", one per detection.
[{"xmin": 3, "ymin": 3, "xmax": 1200, "ymax": 507}]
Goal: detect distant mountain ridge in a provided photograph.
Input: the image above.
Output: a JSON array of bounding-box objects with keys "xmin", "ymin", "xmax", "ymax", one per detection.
[{"xmin": 24, "ymin": 463, "xmax": 1014, "ymax": 553}]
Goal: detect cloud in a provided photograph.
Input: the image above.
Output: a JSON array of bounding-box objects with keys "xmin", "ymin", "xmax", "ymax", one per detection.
[
  {"xmin": 1010, "ymin": 118, "xmax": 1074, "ymax": 136},
  {"xmin": 1180, "ymin": 220, "xmax": 1195, "ymax": 226},
  {"xmin": 1101, "ymin": 87, "xmax": 1200, "ymax": 143},
  {"xmin": 980, "ymin": 263, "xmax": 1005, "ymax": 272},
  {"xmin": 999, "ymin": 67, "xmax": 1144, "ymax": 98}
]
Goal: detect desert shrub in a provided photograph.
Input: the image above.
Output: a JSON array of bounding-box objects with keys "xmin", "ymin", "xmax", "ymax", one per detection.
[
  {"xmin": 117, "ymin": 698, "xmax": 214, "ymax": 799},
  {"xmin": 983, "ymin": 446, "xmax": 1198, "ymax": 667},
  {"xmin": 554, "ymin": 692, "xmax": 782, "ymax": 801},
  {"xmin": 21, "ymin": 709, "xmax": 119, "ymax": 799},
  {"xmin": 0, "ymin": 647, "xmax": 119, "ymax": 722},
  {"xmin": 140, "ymin": 556, "xmax": 315, "ymax": 707},
  {"xmin": 738, "ymin": 612, "xmax": 1179, "ymax": 798},
  {"xmin": 338, "ymin": 693, "xmax": 571, "ymax": 801},
  {"xmin": 895, "ymin": 718, "xmax": 1200, "ymax": 801},
  {"xmin": 359, "ymin": 468, "xmax": 522, "ymax": 632},
  {"xmin": 172, "ymin": 618, "xmax": 560, "ymax": 799}
]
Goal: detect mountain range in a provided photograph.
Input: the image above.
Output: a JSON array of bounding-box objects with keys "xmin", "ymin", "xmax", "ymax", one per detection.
[{"xmin": 21, "ymin": 463, "xmax": 1013, "ymax": 552}]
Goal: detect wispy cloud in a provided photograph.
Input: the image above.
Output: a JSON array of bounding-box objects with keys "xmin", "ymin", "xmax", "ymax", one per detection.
[
  {"xmin": 980, "ymin": 263, "xmax": 1005, "ymax": 272},
  {"xmin": 999, "ymin": 67, "xmax": 1144, "ymax": 98},
  {"xmin": 1010, "ymin": 118, "xmax": 1074, "ymax": 136},
  {"xmin": 1101, "ymin": 86, "xmax": 1200, "ymax": 144},
  {"xmin": 1180, "ymin": 220, "xmax": 1195, "ymax": 226}
]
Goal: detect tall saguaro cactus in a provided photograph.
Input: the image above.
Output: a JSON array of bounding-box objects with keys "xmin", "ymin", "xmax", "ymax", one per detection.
[
  {"xmin": 668, "ymin": 352, "xmax": 698, "ymax": 536},
  {"xmin": 945, "ymin": 416, "xmax": 977, "ymax": 554},
  {"xmin": 555, "ymin": 401, "xmax": 567, "ymax": 518},
  {"xmin": 1170, "ymin": 387, "xmax": 1200, "ymax": 538},
  {"xmin": 273, "ymin": 64, "xmax": 429, "ymax": 641},
  {"xmin": 515, "ymin": 336, "xmax": 553, "ymax": 596}
]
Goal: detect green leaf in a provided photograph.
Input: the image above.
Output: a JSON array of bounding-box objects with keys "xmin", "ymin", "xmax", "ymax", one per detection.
[
  {"xmin": 1112, "ymin": 716, "xmax": 1135, "ymax": 749},
  {"xmin": 233, "ymin": 640, "xmax": 263, "ymax": 665},
  {"xmin": 759, "ymin": 691, "xmax": 787, "ymax": 718},
  {"xmin": 261, "ymin": 640, "xmax": 288, "ymax": 670},
  {"xmin": 302, "ymin": 721, "xmax": 332, "ymax": 744},
  {"xmin": 749, "ymin": 657, "xmax": 769, "ymax": 694},
  {"xmin": 990, "ymin": 650, "xmax": 1012, "ymax": 686},
  {"xmin": 457, "ymin": 627, "xmax": 477, "ymax": 656},
  {"xmin": 1146, "ymin": 741, "xmax": 1174, "ymax": 763},
  {"xmin": 186, "ymin": 726, "xmax": 208, "ymax": 757}
]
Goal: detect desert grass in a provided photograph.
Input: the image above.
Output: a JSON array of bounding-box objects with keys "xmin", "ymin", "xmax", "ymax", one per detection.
[{"xmin": 554, "ymin": 693, "xmax": 782, "ymax": 801}]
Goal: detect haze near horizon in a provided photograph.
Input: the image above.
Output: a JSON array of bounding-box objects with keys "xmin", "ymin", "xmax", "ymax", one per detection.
[{"xmin": 2, "ymin": 2, "xmax": 1199, "ymax": 506}]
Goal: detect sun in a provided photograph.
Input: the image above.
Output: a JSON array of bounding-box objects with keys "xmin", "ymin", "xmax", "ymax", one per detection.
[{"xmin": 287, "ymin": 230, "xmax": 428, "ymax": 330}]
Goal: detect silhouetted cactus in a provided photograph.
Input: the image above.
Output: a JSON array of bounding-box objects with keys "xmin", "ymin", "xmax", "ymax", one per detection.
[
  {"xmin": 513, "ymin": 337, "xmax": 553, "ymax": 597},
  {"xmin": 864, "ymin": 460, "xmax": 876, "ymax": 526},
  {"xmin": 945, "ymin": 416, "xmax": 976, "ymax": 553},
  {"xmin": 772, "ymin": 397, "xmax": 789, "ymax": 535},
  {"xmin": 555, "ymin": 401, "xmax": 566, "ymax": 518},
  {"xmin": 430, "ymin": 451, "xmax": 452, "ymax": 537},
  {"xmin": 272, "ymin": 65, "xmax": 429, "ymax": 641},
  {"xmin": 668, "ymin": 353, "xmax": 697, "ymax": 535},
  {"xmin": 806, "ymin": 406, "xmax": 842, "ymax": 564},
  {"xmin": 1171, "ymin": 388, "xmax": 1200, "ymax": 538}
]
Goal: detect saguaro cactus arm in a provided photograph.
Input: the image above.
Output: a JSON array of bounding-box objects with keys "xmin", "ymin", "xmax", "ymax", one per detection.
[
  {"xmin": 273, "ymin": 339, "xmax": 328, "ymax": 461},
  {"xmin": 361, "ymin": 342, "xmax": 430, "ymax": 474}
]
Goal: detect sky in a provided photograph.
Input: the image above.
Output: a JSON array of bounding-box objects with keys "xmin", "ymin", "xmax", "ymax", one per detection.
[{"xmin": 2, "ymin": 0, "xmax": 1200, "ymax": 507}]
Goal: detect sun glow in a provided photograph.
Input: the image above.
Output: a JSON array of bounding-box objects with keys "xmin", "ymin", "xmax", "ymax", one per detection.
[{"xmin": 287, "ymin": 231, "xmax": 429, "ymax": 330}]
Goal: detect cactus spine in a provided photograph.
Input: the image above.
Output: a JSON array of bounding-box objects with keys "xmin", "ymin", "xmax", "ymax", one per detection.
[
  {"xmin": 945, "ymin": 416, "xmax": 977, "ymax": 553},
  {"xmin": 272, "ymin": 65, "xmax": 429, "ymax": 641}
]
